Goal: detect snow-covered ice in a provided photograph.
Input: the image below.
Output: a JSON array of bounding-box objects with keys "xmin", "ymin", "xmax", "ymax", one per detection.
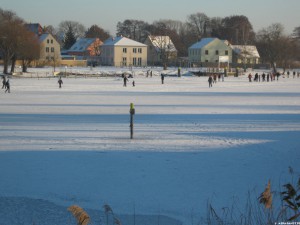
[{"xmin": 0, "ymin": 68, "xmax": 300, "ymax": 224}]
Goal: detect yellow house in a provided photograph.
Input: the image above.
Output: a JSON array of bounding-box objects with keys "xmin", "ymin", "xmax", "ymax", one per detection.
[
  {"xmin": 101, "ymin": 36, "xmax": 147, "ymax": 67},
  {"xmin": 38, "ymin": 33, "xmax": 61, "ymax": 66}
]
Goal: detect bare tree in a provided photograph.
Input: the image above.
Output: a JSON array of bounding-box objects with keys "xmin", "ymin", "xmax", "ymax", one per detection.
[
  {"xmin": 116, "ymin": 19, "xmax": 149, "ymax": 42},
  {"xmin": 18, "ymin": 28, "xmax": 40, "ymax": 72},
  {"xmin": 0, "ymin": 8, "xmax": 26, "ymax": 74},
  {"xmin": 210, "ymin": 17, "xmax": 223, "ymax": 38},
  {"xmin": 155, "ymin": 19, "xmax": 184, "ymax": 34},
  {"xmin": 256, "ymin": 23, "xmax": 296, "ymax": 72},
  {"xmin": 187, "ymin": 12, "xmax": 210, "ymax": 40},
  {"xmin": 221, "ymin": 15, "xmax": 255, "ymax": 45}
]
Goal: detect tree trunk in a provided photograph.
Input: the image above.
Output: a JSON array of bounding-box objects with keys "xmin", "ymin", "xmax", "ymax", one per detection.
[
  {"xmin": 10, "ymin": 55, "xmax": 16, "ymax": 74},
  {"xmin": 22, "ymin": 59, "xmax": 28, "ymax": 73},
  {"xmin": 3, "ymin": 58, "xmax": 9, "ymax": 74}
]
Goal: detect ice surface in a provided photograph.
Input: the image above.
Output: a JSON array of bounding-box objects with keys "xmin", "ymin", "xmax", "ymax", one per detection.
[{"xmin": 0, "ymin": 67, "xmax": 300, "ymax": 224}]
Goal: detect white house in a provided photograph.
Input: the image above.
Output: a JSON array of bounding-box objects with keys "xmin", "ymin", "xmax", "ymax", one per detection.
[
  {"xmin": 101, "ymin": 36, "xmax": 147, "ymax": 67},
  {"xmin": 231, "ymin": 45, "xmax": 260, "ymax": 64}
]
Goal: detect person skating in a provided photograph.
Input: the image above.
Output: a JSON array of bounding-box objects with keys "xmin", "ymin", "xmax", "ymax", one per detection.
[
  {"xmin": 123, "ymin": 75, "xmax": 129, "ymax": 87},
  {"xmin": 248, "ymin": 73, "xmax": 252, "ymax": 82},
  {"xmin": 58, "ymin": 77, "xmax": 63, "ymax": 88},
  {"xmin": 161, "ymin": 74, "xmax": 165, "ymax": 84},
  {"xmin": 208, "ymin": 75, "xmax": 213, "ymax": 88},
  {"xmin": 5, "ymin": 79, "xmax": 10, "ymax": 93},
  {"xmin": 2, "ymin": 76, "xmax": 6, "ymax": 89}
]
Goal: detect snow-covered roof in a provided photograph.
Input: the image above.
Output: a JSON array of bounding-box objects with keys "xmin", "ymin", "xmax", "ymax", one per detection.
[
  {"xmin": 189, "ymin": 37, "xmax": 228, "ymax": 50},
  {"xmin": 69, "ymin": 38, "xmax": 98, "ymax": 52},
  {"xmin": 103, "ymin": 36, "xmax": 146, "ymax": 47},
  {"xmin": 147, "ymin": 35, "xmax": 177, "ymax": 52},
  {"xmin": 189, "ymin": 38, "xmax": 216, "ymax": 49},
  {"xmin": 231, "ymin": 45, "xmax": 260, "ymax": 58},
  {"xmin": 39, "ymin": 33, "xmax": 51, "ymax": 43}
]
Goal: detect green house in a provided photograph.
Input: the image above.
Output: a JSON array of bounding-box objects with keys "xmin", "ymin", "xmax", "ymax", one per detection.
[{"xmin": 188, "ymin": 38, "xmax": 232, "ymax": 66}]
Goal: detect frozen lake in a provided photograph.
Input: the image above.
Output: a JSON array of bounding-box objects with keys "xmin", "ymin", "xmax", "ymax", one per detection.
[{"xmin": 0, "ymin": 73, "xmax": 300, "ymax": 224}]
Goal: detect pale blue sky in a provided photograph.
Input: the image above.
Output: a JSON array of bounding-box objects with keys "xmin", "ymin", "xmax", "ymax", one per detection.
[{"xmin": 1, "ymin": 0, "xmax": 299, "ymax": 35}]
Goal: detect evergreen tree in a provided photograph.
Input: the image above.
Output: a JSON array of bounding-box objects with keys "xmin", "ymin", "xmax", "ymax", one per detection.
[{"xmin": 63, "ymin": 27, "xmax": 76, "ymax": 50}]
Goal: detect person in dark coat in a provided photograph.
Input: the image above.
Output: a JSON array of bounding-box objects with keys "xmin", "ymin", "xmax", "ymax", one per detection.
[
  {"xmin": 161, "ymin": 74, "xmax": 165, "ymax": 84},
  {"xmin": 58, "ymin": 77, "xmax": 63, "ymax": 88},
  {"xmin": 262, "ymin": 73, "xmax": 266, "ymax": 82},
  {"xmin": 123, "ymin": 76, "xmax": 129, "ymax": 87},
  {"xmin": 5, "ymin": 79, "xmax": 10, "ymax": 93},
  {"xmin": 2, "ymin": 76, "xmax": 6, "ymax": 89},
  {"xmin": 208, "ymin": 75, "xmax": 213, "ymax": 88}
]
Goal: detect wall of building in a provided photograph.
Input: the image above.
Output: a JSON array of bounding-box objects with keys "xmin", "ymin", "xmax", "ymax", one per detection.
[{"xmin": 114, "ymin": 46, "xmax": 147, "ymax": 67}]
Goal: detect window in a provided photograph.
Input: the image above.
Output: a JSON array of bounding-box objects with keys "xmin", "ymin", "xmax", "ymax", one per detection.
[
  {"xmin": 138, "ymin": 48, "xmax": 142, "ymax": 53},
  {"xmin": 138, "ymin": 58, "xmax": 142, "ymax": 66},
  {"xmin": 133, "ymin": 48, "xmax": 137, "ymax": 53},
  {"xmin": 215, "ymin": 50, "xmax": 219, "ymax": 55},
  {"xmin": 51, "ymin": 47, "xmax": 54, "ymax": 52},
  {"xmin": 133, "ymin": 57, "xmax": 137, "ymax": 66},
  {"xmin": 47, "ymin": 39, "xmax": 49, "ymax": 44},
  {"xmin": 205, "ymin": 60, "xmax": 208, "ymax": 62},
  {"xmin": 46, "ymin": 47, "xmax": 49, "ymax": 53},
  {"xmin": 225, "ymin": 50, "xmax": 228, "ymax": 55},
  {"xmin": 122, "ymin": 57, "xmax": 127, "ymax": 66},
  {"xmin": 123, "ymin": 48, "xmax": 127, "ymax": 53},
  {"xmin": 51, "ymin": 39, "xmax": 53, "ymax": 44},
  {"xmin": 205, "ymin": 50, "xmax": 209, "ymax": 55}
]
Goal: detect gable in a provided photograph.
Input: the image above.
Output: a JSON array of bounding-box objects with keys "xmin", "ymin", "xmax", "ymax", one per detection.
[
  {"xmin": 189, "ymin": 38, "xmax": 229, "ymax": 50},
  {"xmin": 189, "ymin": 38, "xmax": 215, "ymax": 49},
  {"xmin": 39, "ymin": 33, "xmax": 55, "ymax": 44},
  {"xmin": 103, "ymin": 36, "xmax": 146, "ymax": 47}
]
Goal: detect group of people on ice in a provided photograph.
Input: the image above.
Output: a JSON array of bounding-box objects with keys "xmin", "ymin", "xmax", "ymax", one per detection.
[
  {"xmin": 2, "ymin": 76, "xmax": 10, "ymax": 93},
  {"xmin": 208, "ymin": 73, "xmax": 225, "ymax": 88},
  {"xmin": 248, "ymin": 72, "xmax": 274, "ymax": 82},
  {"xmin": 248, "ymin": 70, "xmax": 300, "ymax": 82},
  {"xmin": 122, "ymin": 73, "xmax": 135, "ymax": 87}
]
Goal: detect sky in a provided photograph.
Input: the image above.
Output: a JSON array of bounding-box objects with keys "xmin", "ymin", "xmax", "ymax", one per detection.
[{"xmin": 1, "ymin": 0, "xmax": 300, "ymax": 36}]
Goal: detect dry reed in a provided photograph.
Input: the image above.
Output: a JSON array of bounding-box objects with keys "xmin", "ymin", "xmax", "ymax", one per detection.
[
  {"xmin": 259, "ymin": 180, "xmax": 272, "ymax": 209},
  {"xmin": 68, "ymin": 205, "xmax": 90, "ymax": 225}
]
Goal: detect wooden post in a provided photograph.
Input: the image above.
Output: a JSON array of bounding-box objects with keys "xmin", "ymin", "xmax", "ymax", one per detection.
[{"xmin": 130, "ymin": 103, "xmax": 135, "ymax": 139}]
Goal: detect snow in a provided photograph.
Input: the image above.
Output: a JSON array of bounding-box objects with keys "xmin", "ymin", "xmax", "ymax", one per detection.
[
  {"xmin": 103, "ymin": 36, "xmax": 147, "ymax": 47},
  {"xmin": 0, "ymin": 67, "xmax": 300, "ymax": 224}
]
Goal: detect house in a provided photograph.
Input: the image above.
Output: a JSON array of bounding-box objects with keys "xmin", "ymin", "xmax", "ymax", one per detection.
[
  {"xmin": 144, "ymin": 35, "xmax": 177, "ymax": 66},
  {"xmin": 25, "ymin": 23, "xmax": 43, "ymax": 36},
  {"xmin": 231, "ymin": 45, "xmax": 260, "ymax": 64},
  {"xmin": 188, "ymin": 38, "xmax": 232, "ymax": 66},
  {"xmin": 101, "ymin": 36, "xmax": 147, "ymax": 67},
  {"xmin": 38, "ymin": 33, "xmax": 61, "ymax": 64},
  {"xmin": 25, "ymin": 23, "xmax": 61, "ymax": 66},
  {"xmin": 67, "ymin": 38, "xmax": 103, "ymax": 58}
]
